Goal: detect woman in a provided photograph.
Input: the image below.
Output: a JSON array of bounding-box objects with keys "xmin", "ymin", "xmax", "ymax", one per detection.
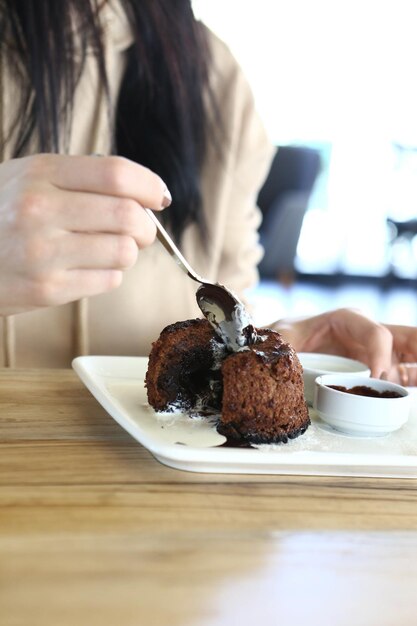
[{"xmin": 0, "ymin": 0, "xmax": 416, "ymax": 383}]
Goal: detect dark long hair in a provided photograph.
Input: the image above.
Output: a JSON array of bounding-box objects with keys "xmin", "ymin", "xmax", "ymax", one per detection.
[{"xmin": 0, "ymin": 0, "xmax": 213, "ymax": 241}]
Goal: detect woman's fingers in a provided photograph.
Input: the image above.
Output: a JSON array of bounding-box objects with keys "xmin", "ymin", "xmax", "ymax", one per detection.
[
  {"xmin": 6, "ymin": 232, "xmax": 138, "ymax": 308},
  {"xmin": 27, "ymin": 269, "xmax": 125, "ymax": 307},
  {"xmin": 38, "ymin": 154, "xmax": 171, "ymax": 211},
  {"xmin": 0, "ymin": 154, "xmax": 172, "ymax": 315},
  {"xmin": 354, "ymin": 325, "xmax": 393, "ymax": 379},
  {"xmin": 18, "ymin": 189, "xmax": 158, "ymax": 248},
  {"xmin": 320, "ymin": 309, "xmax": 392, "ymax": 378},
  {"xmin": 56, "ymin": 233, "xmax": 139, "ymax": 270},
  {"xmin": 384, "ymin": 324, "xmax": 417, "ymax": 386},
  {"xmin": 385, "ymin": 324, "xmax": 417, "ymax": 363},
  {"xmin": 274, "ymin": 308, "xmax": 394, "ymax": 379},
  {"xmin": 3, "ymin": 266, "xmax": 124, "ymax": 310}
]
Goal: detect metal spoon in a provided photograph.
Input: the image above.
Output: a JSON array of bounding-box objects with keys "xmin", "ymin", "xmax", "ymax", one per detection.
[{"xmin": 145, "ymin": 209, "xmax": 256, "ymax": 351}]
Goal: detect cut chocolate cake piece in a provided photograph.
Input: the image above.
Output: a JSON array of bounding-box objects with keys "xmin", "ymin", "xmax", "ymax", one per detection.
[{"xmin": 145, "ymin": 318, "xmax": 310, "ymax": 443}]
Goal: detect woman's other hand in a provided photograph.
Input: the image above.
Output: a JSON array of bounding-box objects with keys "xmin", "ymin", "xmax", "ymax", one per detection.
[
  {"xmin": 274, "ymin": 308, "xmax": 417, "ymax": 385},
  {"xmin": 0, "ymin": 154, "xmax": 171, "ymax": 315},
  {"xmin": 384, "ymin": 324, "xmax": 417, "ymax": 386}
]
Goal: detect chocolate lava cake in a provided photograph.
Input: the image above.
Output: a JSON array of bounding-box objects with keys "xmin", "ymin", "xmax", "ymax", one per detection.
[
  {"xmin": 145, "ymin": 318, "xmax": 310, "ymax": 444},
  {"xmin": 145, "ymin": 319, "xmax": 226, "ymax": 413}
]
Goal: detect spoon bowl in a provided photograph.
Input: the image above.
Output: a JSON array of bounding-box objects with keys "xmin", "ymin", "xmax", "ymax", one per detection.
[
  {"xmin": 196, "ymin": 283, "xmax": 256, "ymax": 351},
  {"xmin": 145, "ymin": 209, "xmax": 255, "ymax": 350}
]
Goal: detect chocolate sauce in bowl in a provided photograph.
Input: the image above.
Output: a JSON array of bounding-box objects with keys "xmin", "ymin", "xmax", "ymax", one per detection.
[{"xmin": 328, "ymin": 384, "xmax": 403, "ymax": 398}]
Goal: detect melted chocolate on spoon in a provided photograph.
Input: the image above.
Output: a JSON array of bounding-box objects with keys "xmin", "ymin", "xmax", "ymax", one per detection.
[{"xmin": 196, "ymin": 283, "xmax": 257, "ymax": 352}]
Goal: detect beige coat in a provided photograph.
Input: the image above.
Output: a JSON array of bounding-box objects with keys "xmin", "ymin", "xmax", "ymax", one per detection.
[{"xmin": 0, "ymin": 2, "xmax": 274, "ymax": 367}]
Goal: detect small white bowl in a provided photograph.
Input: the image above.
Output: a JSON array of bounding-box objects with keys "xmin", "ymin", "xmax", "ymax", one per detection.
[
  {"xmin": 314, "ymin": 374, "xmax": 411, "ymax": 437},
  {"xmin": 298, "ymin": 353, "xmax": 371, "ymax": 405}
]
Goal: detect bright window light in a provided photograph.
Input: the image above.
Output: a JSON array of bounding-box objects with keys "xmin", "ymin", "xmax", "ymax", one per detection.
[{"xmin": 193, "ymin": 0, "xmax": 417, "ymax": 277}]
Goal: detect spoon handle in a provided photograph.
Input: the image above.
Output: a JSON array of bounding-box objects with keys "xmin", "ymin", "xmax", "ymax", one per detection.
[{"xmin": 145, "ymin": 209, "xmax": 203, "ymax": 284}]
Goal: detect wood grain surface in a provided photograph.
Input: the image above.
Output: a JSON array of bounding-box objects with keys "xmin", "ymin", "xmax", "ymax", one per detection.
[{"xmin": 1, "ymin": 369, "xmax": 417, "ymax": 626}]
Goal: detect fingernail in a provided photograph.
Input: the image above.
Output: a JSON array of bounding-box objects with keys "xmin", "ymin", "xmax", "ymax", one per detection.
[{"xmin": 162, "ymin": 185, "xmax": 172, "ymax": 208}]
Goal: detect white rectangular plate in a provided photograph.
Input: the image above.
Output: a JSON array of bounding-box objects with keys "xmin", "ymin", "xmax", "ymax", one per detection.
[{"xmin": 72, "ymin": 356, "xmax": 417, "ymax": 478}]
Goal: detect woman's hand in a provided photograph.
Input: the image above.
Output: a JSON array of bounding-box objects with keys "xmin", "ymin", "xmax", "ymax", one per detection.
[
  {"xmin": 273, "ymin": 308, "xmax": 417, "ymax": 385},
  {"xmin": 0, "ymin": 154, "xmax": 171, "ymax": 315},
  {"xmin": 384, "ymin": 324, "xmax": 417, "ymax": 385}
]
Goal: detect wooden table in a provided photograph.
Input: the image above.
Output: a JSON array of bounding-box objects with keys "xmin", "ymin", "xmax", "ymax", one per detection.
[{"xmin": 1, "ymin": 369, "xmax": 417, "ymax": 626}]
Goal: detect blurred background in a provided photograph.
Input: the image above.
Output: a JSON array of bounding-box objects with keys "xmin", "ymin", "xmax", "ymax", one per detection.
[{"xmin": 193, "ymin": 0, "xmax": 417, "ymax": 326}]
